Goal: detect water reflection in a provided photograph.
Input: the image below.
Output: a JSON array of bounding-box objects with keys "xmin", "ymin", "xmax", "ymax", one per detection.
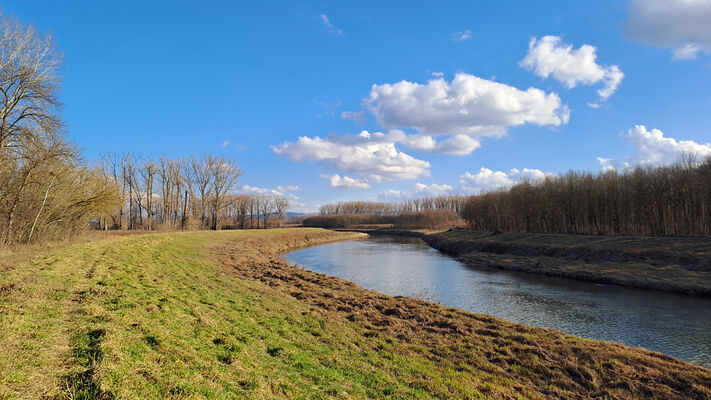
[{"xmin": 285, "ymin": 235, "xmax": 711, "ymax": 365}]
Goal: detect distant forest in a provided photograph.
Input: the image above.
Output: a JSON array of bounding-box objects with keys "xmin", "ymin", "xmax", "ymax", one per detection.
[{"xmin": 306, "ymin": 156, "xmax": 711, "ymax": 237}]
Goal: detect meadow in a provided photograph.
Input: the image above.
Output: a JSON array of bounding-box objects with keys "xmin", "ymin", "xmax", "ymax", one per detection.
[{"xmin": 1, "ymin": 229, "xmax": 709, "ymax": 399}]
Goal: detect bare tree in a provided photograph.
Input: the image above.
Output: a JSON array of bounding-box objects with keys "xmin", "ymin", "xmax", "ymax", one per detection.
[
  {"xmin": 208, "ymin": 157, "xmax": 242, "ymax": 230},
  {"xmin": 0, "ymin": 14, "xmax": 62, "ymax": 151},
  {"xmin": 187, "ymin": 155, "xmax": 214, "ymax": 229},
  {"xmin": 257, "ymin": 194, "xmax": 273, "ymax": 229},
  {"xmin": 273, "ymin": 195, "xmax": 289, "ymax": 228}
]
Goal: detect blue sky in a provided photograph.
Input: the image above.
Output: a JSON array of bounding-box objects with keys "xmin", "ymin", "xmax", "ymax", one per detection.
[{"xmin": 5, "ymin": 0, "xmax": 711, "ymax": 211}]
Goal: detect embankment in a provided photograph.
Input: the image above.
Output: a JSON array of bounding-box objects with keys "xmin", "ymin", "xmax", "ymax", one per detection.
[
  {"xmin": 1, "ymin": 228, "xmax": 710, "ymax": 399},
  {"xmin": 408, "ymin": 229, "xmax": 711, "ymax": 297}
]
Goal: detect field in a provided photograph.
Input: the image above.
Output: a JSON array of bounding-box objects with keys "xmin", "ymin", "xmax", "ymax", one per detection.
[{"xmin": 1, "ymin": 228, "xmax": 710, "ymax": 399}]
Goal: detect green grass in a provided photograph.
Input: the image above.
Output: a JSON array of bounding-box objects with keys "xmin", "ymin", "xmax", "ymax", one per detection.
[
  {"xmin": 1, "ymin": 229, "xmax": 709, "ymax": 399},
  {"xmin": 0, "ymin": 230, "xmax": 481, "ymax": 398}
]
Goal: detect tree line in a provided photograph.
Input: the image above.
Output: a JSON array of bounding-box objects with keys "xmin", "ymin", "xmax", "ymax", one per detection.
[
  {"xmin": 305, "ymin": 196, "xmax": 467, "ymax": 229},
  {"xmin": 461, "ymin": 157, "xmax": 711, "ymax": 236},
  {"xmin": 318, "ymin": 195, "xmax": 466, "ymax": 215},
  {"xmin": 97, "ymin": 153, "xmax": 289, "ymax": 231},
  {"xmin": 0, "ymin": 13, "xmax": 289, "ymax": 245}
]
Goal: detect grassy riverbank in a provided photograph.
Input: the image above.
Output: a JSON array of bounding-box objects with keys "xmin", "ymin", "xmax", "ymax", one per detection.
[
  {"xmin": 414, "ymin": 229, "xmax": 711, "ymax": 296},
  {"xmin": 1, "ymin": 229, "xmax": 710, "ymax": 399}
]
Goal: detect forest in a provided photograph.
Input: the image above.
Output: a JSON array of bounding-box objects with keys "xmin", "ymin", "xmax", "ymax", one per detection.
[{"xmin": 304, "ymin": 157, "xmax": 711, "ymax": 237}]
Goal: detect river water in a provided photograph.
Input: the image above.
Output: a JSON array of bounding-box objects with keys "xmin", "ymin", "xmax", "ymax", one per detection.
[{"xmin": 285, "ymin": 235, "xmax": 711, "ymax": 365}]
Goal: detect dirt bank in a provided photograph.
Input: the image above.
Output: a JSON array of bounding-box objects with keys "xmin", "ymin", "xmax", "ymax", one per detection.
[{"xmin": 409, "ymin": 229, "xmax": 711, "ymax": 297}]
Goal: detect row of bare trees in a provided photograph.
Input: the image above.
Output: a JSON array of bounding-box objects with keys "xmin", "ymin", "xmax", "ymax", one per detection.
[
  {"xmin": 305, "ymin": 195, "xmax": 466, "ymax": 229},
  {"xmin": 98, "ymin": 153, "xmax": 244, "ymax": 231},
  {"xmin": 0, "ymin": 13, "xmax": 120, "ymax": 244},
  {"xmin": 318, "ymin": 195, "xmax": 466, "ymax": 215},
  {"xmin": 223, "ymin": 193, "xmax": 289, "ymax": 229},
  {"xmin": 462, "ymin": 157, "xmax": 711, "ymax": 236},
  {"xmin": 97, "ymin": 154, "xmax": 289, "ymax": 231}
]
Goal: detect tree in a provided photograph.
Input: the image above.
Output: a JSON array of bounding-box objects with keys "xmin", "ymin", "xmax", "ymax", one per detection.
[
  {"xmin": 0, "ymin": 14, "xmax": 61, "ymax": 151},
  {"xmin": 257, "ymin": 194, "xmax": 273, "ymax": 229},
  {"xmin": 273, "ymin": 195, "xmax": 289, "ymax": 228},
  {"xmin": 208, "ymin": 157, "xmax": 242, "ymax": 230},
  {"xmin": 188, "ymin": 155, "xmax": 214, "ymax": 229}
]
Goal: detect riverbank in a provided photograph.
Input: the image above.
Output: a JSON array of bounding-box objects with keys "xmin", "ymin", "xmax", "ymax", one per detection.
[
  {"xmin": 1, "ymin": 229, "xmax": 710, "ymax": 398},
  {"xmin": 348, "ymin": 228, "xmax": 711, "ymax": 297}
]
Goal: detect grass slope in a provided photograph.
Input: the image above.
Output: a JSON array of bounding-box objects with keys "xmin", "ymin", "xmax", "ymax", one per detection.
[{"xmin": 0, "ymin": 229, "xmax": 709, "ymax": 399}]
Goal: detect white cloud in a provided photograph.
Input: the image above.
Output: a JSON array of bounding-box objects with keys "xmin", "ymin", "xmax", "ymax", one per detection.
[
  {"xmin": 432, "ymin": 135, "xmax": 481, "ymax": 155},
  {"xmin": 454, "ymin": 29, "xmax": 472, "ymax": 42},
  {"xmin": 627, "ymin": 0, "xmax": 711, "ymax": 60},
  {"xmin": 221, "ymin": 140, "xmax": 230, "ymax": 148},
  {"xmin": 599, "ymin": 125, "xmax": 711, "ymax": 169},
  {"xmin": 277, "ymin": 185, "xmax": 300, "ymax": 192},
  {"xmin": 240, "ymin": 185, "xmax": 283, "ymax": 196},
  {"xmin": 520, "ymin": 35, "xmax": 624, "ymax": 103},
  {"xmin": 287, "ymin": 193, "xmax": 300, "ymax": 200},
  {"xmin": 376, "ymin": 182, "xmax": 453, "ymax": 201},
  {"xmin": 386, "ymin": 130, "xmax": 480, "ymax": 156},
  {"xmin": 459, "ymin": 167, "xmax": 549, "ymax": 193},
  {"xmin": 323, "ymin": 174, "xmax": 371, "ymax": 189},
  {"xmin": 385, "ymin": 130, "xmax": 436, "ymax": 151},
  {"xmin": 364, "ymin": 72, "xmax": 569, "ymax": 137},
  {"xmin": 376, "ymin": 189, "xmax": 406, "ymax": 201},
  {"xmin": 413, "ymin": 182, "xmax": 454, "ymax": 196},
  {"xmin": 319, "ymin": 14, "xmax": 343, "ymax": 35},
  {"xmin": 272, "ymin": 131, "xmax": 430, "ymax": 183},
  {"xmin": 597, "ymin": 157, "xmax": 620, "ymax": 172}
]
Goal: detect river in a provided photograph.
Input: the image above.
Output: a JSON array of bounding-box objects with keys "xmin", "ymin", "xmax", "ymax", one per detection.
[{"xmin": 285, "ymin": 235, "xmax": 711, "ymax": 365}]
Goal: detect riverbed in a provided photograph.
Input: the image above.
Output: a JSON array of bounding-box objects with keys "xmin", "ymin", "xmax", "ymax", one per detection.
[{"xmin": 285, "ymin": 235, "xmax": 711, "ymax": 365}]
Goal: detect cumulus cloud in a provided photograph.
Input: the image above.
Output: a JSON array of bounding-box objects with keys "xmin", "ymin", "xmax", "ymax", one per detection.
[
  {"xmin": 319, "ymin": 14, "xmax": 342, "ymax": 35},
  {"xmin": 376, "ymin": 182, "xmax": 454, "ymax": 201},
  {"xmin": 459, "ymin": 167, "xmax": 549, "ymax": 193},
  {"xmin": 386, "ymin": 130, "xmax": 481, "ymax": 156},
  {"xmin": 627, "ymin": 0, "xmax": 711, "ymax": 60},
  {"xmin": 598, "ymin": 125, "xmax": 711, "ymax": 170},
  {"xmin": 323, "ymin": 174, "xmax": 371, "ymax": 189},
  {"xmin": 240, "ymin": 185, "xmax": 283, "ymax": 196},
  {"xmin": 432, "ymin": 135, "xmax": 481, "ymax": 156},
  {"xmin": 376, "ymin": 189, "xmax": 406, "ymax": 201},
  {"xmin": 413, "ymin": 182, "xmax": 454, "ymax": 196},
  {"xmin": 271, "ymin": 131, "xmax": 430, "ymax": 183},
  {"xmin": 520, "ymin": 35, "xmax": 624, "ymax": 103},
  {"xmin": 597, "ymin": 157, "xmax": 620, "ymax": 172},
  {"xmin": 364, "ymin": 72, "xmax": 569, "ymax": 137}
]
